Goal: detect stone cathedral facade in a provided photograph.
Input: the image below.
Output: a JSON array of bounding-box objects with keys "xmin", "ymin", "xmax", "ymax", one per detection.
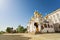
[{"xmin": 27, "ymin": 11, "xmax": 55, "ymax": 34}]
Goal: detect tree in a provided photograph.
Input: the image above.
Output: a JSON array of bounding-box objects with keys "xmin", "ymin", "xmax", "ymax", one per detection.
[
  {"xmin": 16, "ymin": 25, "xmax": 27, "ymax": 33},
  {"xmin": 23, "ymin": 28, "xmax": 27, "ymax": 33},
  {"xmin": 16, "ymin": 25, "xmax": 24, "ymax": 33},
  {"xmin": 6, "ymin": 27, "xmax": 13, "ymax": 33}
]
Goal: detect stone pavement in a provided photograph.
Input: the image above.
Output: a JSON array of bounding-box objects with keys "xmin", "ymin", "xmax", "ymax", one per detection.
[{"xmin": 0, "ymin": 33, "xmax": 60, "ymax": 40}]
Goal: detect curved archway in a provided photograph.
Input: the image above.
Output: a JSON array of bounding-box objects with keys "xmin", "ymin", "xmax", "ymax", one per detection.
[{"xmin": 34, "ymin": 22, "xmax": 39, "ymax": 32}]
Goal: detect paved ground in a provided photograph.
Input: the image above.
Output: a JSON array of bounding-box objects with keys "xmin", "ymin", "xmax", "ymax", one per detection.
[{"xmin": 0, "ymin": 33, "xmax": 60, "ymax": 40}]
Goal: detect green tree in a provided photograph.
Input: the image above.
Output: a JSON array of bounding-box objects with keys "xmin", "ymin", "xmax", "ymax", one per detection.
[
  {"xmin": 23, "ymin": 28, "xmax": 27, "ymax": 33},
  {"xmin": 6, "ymin": 27, "xmax": 13, "ymax": 33},
  {"xmin": 16, "ymin": 25, "xmax": 24, "ymax": 33}
]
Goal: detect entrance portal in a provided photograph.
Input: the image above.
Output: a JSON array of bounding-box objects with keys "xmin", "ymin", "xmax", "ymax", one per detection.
[{"xmin": 34, "ymin": 22, "xmax": 39, "ymax": 32}]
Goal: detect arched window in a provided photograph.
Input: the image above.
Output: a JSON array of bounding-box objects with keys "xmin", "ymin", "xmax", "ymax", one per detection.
[
  {"xmin": 41, "ymin": 25, "xmax": 44, "ymax": 30},
  {"xmin": 48, "ymin": 24, "xmax": 50, "ymax": 28},
  {"xmin": 50, "ymin": 25, "xmax": 53, "ymax": 28},
  {"xmin": 44, "ymin": 24, "xmax": 47, "ymax": 28}
]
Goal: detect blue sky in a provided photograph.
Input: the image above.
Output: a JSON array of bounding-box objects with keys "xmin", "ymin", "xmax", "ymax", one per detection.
[{"xmin": 0, "ymin": 0, "xmax": 60, "ymax": 31}]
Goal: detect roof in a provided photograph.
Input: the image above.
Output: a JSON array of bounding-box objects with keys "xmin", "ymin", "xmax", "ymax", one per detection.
[
  {"xmin": 47, "ymin": 8, "xmax": 60, "ymax": 16},
  {"xmin": 45, "ymin": 8, "xmax": 60, "ymax": 18}
]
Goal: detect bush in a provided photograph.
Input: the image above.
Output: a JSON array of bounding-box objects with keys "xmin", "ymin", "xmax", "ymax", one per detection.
[
  {"xmin": 6, "ymin": 27, "xmax": 13, "ymax": 33},
  {"xmin": 0, "ymin": 31, "xmax": 5, "ymax": 34}
]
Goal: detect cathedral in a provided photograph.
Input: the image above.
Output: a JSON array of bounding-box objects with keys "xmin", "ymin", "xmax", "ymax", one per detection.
[{"xmin": 27, "ymin": 11, "xmax": 55, "ymax": 34}]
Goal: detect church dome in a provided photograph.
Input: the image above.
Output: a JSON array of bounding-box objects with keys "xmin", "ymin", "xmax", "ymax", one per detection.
[{"xmin": 34, "ymin": 11, "xmax": 42, "ymax": 17}]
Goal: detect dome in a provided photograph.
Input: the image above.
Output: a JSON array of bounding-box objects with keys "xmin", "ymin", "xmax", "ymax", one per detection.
[{"xmin": 34, "ymin": 11, "xmax": 42, "ymax": 17}]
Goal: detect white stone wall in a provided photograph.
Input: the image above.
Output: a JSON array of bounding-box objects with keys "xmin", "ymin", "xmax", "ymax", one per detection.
[
  {"xmin": 38, "ymin": 24, "xmax": 41, "ymax": 32},
  {"xmin": 48, "ymin": 10, "xmax": 60, "ymax": 24},
  {"xmin": 27, "ymin": 16, "xmax": 42, "ymax": 33},
  {"xmin": 27, "ymin": 10, "xmax": 60, "ymax": 33},
  {"xmin": 41, "ymin": 28, "xmax": 55, "ymax": 33},
  {"xmin": 44, "ymin": 9, "xmax": 60, "ymax": 32}
]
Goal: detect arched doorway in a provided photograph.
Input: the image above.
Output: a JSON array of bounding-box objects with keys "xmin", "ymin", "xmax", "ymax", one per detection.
[{"xmin": 34, "ymin": 22, "xmax": 39, "ymax": 32}]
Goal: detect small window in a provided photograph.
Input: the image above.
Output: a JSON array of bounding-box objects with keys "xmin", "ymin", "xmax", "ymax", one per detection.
[
  {"xmin": 41, "ymin": 25, "xmax": 44, "ymax": 30},
  {"xmin": 59, "ymin": 25, "xmax": 60, "ymax": 29},
  {"xmin": 59, "ymin": 26, "xmax": 60, "ymax": 29},
  {"xmin": 44, "ymin": 24, "xmax": 47, "ymax": 28},
  {"xmin": 48, "ymin": 24, "xmax": 50, "ymax": 28},
  {"xmin": 50, "ymin": 25, "xmax": 53, "ymax": 28}
]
